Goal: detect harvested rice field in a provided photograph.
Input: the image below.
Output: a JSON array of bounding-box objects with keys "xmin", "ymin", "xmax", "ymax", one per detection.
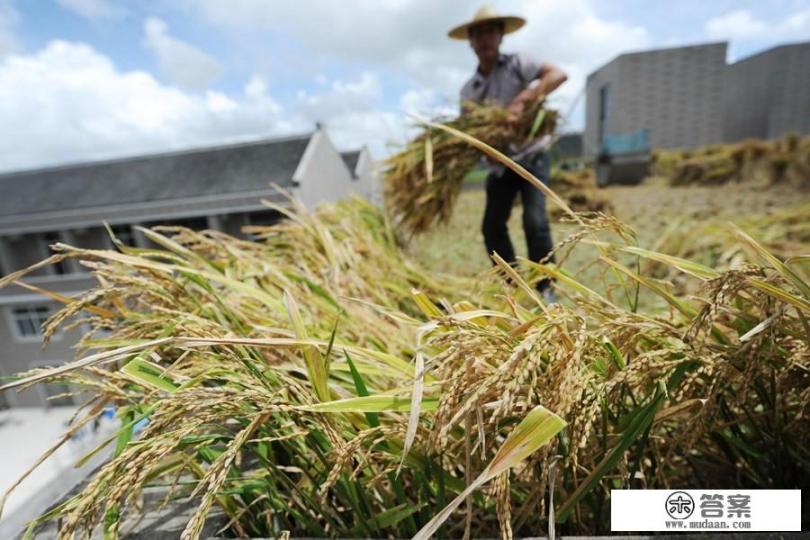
[{"xmin": 410, "ymin": 174, "xmax": 807, "ymax": 281}]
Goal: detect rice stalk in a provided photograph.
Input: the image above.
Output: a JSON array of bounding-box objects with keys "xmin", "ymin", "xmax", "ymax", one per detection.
[{"xmin": 1, "ymin": 130, "xmax": 808, "ymax": 539}]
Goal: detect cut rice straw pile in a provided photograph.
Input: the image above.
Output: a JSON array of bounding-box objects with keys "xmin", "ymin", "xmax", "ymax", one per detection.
[
  {"xmin": 654, "ymin": 133, "xmax": 810, "ymax": 188},
  {"xmin": 384, "ymin": 99, "xmax": 558, "ymax": 237}
]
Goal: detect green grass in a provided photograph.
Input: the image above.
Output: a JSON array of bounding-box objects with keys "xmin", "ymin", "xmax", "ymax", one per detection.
[{"xmin": 462, "ymin": 166, "xmax": 488, "ymax": 184}]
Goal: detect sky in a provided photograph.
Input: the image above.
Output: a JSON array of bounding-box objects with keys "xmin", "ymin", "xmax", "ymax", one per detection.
[{"xmin": 0, "ymin": 0, "xmax": 808, "ymax": 172}]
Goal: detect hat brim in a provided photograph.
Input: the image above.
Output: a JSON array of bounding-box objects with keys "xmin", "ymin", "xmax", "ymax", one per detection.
[{"xmin": 447, "ymin": 15, "xmax": 526, "ymax": 40}]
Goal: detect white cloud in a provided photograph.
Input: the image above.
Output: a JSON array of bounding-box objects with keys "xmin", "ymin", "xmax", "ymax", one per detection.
[
  {"xmin": 0, "ymin": 0, "xmax": 19, "ymax": 56},
  {"xmin": 168, "ymin": 0, "xmax": 651, "ymax": 129},
  {"xmin": 0, "ymin": 40, "xmax": 404, "ymax": 172},
  {"xmin": 705, "ymin": 10, "xmax": 770, "ymax": 41},
  {"xmin": 296, "ymin": 72, "xmax": 381, "ymax": 121},
  {"xmin": 706, "ymin": 8, "xmax": 810, "ymax": 43},
  {"xmin": 0, "ymin": 40, "xmax": 295, "ymax": 172},
  {"xmin": 143, "ymin": 17, "xmax": 223, "ymax": 91},
  {"xmin": 55, "ymin": 0, "xmax": 125, "ymax": 22},
  {"xmin": 293, "ymin": 72, "xmax": 410, "ymax": 155},
  {"xmin": 0, "ymin": 1, "xmax": 660, "ymax": 172}
]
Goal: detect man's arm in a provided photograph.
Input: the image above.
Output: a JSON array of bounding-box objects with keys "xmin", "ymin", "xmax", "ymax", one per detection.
[{"xmin": 508, "ymin": 62, "xmax": 568, "ymax": 116}]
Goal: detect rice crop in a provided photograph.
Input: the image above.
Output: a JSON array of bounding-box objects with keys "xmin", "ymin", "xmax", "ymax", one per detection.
[{"xmin": 1, "ymin": 131, "xmax": 809, "ymax": 539}]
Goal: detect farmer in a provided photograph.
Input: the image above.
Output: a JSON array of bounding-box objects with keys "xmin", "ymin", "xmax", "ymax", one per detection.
[{"xmin": 449, "ymin": 6, "xmax": 567, "ymax": 302}]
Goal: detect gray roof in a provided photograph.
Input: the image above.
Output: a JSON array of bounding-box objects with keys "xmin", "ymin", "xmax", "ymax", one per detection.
[
  {"xmin": 588, "ymin": 41, "xmax": 727, "ymax": 80},
  {"xmin": 340, "ymin": 151, "xmax": 360, "ymax": 176},
  {"xmin": 0, "ymin": 133, "xmax": 313, "ymax": 219}
]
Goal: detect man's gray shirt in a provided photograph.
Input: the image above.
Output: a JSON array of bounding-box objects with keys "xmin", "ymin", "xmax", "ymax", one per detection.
[
  {"xmin": 460, "ymin": 52, "xmax": 548, "ymax": 175},
  {"xmin": 460, "ymin": 52, "xmax": 543, "ymax": 107}
]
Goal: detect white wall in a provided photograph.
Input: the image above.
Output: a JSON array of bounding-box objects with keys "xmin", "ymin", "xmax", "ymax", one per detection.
[
  {"xmin": 293, "ymin": 131, "xmax": 355, "ymax": 209},
  {"xmin": 353, "ymin": 147, "xmax": 382, "ymax": 205}
]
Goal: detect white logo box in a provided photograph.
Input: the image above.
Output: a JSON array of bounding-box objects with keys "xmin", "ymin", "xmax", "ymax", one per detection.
[{"xmin": 611, "ymin": 489, "xmax": 801, "ymax": 532}]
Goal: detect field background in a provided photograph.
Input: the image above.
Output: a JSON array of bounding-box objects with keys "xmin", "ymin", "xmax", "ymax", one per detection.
[{"xmin": 407, "ymin": 174, "xmax": 807, "ymax": 310}]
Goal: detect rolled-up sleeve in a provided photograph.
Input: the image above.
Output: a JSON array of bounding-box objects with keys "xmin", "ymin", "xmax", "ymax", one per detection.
[{"xmin": 516, "ymin": 52, "xmax": 543, "ymax": 83}]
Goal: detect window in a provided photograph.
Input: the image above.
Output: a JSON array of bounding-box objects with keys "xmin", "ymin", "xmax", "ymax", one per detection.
[
  {"xmin": 11, "ymin": 305, "xmax": 52, "ymax": 339},
  {"xmin": 599, "ymin": 84, "xmax": 611, "ymax": 120},
  {"xmin": 42, "ymin": 232, "xmax": 68, "ymax": 274},
  {"xmin": 246, "ymin": 210, "xmax": 282, "ymax": 227},
  {"xmin": 598, "ymin": 83, "xmax": 611, "ymax": 146},
  {"xmin": 111, "ymin": 225, "xmax": 135, "ymax": 247}
]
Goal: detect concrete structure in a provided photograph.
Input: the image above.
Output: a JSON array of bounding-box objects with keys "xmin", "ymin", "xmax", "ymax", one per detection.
[
  {"xmin": 341, "ymin": 145, "xmax": 381, "ymax": 204},
  {"xmin": 0, "ymin": 129, "xmax": 378, "ymax": 408},
  {"xmin": 584, "ymin": 41, "xmax": 810, "ymax": 155},
  {"xmin": 723, "ymin": 42, "xmax": 810, "ymax": 141},
  {"xmin": 585, "ymin": 42, "xmax": 727, "ymax": 155},
  {"xmin": 551, "ymin": 132, "xmax": 583, "ymax": 161}
]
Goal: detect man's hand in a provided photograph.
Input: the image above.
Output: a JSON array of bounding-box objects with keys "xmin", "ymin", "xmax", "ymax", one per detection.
[
  {"xmin": 535, "ymin": 62, "xmax": 567, "ymax": 97},
  {"xmin": 507, "ymin": 94, "xmax": 527, "ymax": 117},
  {"xmin": 506, "ymin": 62, "xmax": 568, "ymax": 125},
  {"xmin": 507, "ymin": 90, "xmax": 532, "ymax": 123}
]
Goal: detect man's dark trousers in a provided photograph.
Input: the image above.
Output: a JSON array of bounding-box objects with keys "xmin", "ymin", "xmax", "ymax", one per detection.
[{"xmin": 482, "ymin": 151, "xmax": 555, "ymax": 292}]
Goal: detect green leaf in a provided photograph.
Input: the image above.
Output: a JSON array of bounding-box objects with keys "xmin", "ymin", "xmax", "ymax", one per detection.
[
  {"xmin": 350, "ymin": 503, "xmax": 423, "ymax": 535},
  {"xmin": 413, "ymin": 405, "xmax": 565, "ymax": 540},
  {"xmin": 731, "ymin": 223, "xmax": 810, "ymax": 299},
  {"xmin": 103, "ymin": 503, "xmax": 120, "ymax": 540},
  {"xmin": 411, "ymin": 288, "xmax": 443, "ymax": 318},
  {"xmin": 528, "ymin": 107, "xmax": 547, "ymax": 140},
  {"xmin": 584, "ymin": 240, "xmax": 719, "ymax": 280},
  {"xmin": 344, "ymin": 350, "xmax": 380, "ymax": 428},
  {"xmin": 114, "ymin": 408, "xmax": 135, "ymax": 457},
  {"xmin": 601, "ymin": 336, "xmax": 626, "ymax": 370},
  {"xmin": 121, "ymin": 357, "xmax": 178, "ymax": 393},
  {"xmin": 284, "ymin": 290, "xmax": 330, "ymax": 401}
]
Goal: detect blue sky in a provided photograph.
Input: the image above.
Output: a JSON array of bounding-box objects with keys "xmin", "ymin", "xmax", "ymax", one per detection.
[{"xmin": 0, "ymin": 0, "xmax": 808, "ymax": 172}]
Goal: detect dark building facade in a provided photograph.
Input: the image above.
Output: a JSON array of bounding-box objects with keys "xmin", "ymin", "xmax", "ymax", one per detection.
[
  {"xmin": 584, "ymin": 41, "xmax": 810, "ymax": 155},
  {"xmin": 723, "ymin": 42, "xmax": 810, "ymax": 141},
  {"xmin": 585, "ymin": 42, "xmax": 727, "ymax": 155}
]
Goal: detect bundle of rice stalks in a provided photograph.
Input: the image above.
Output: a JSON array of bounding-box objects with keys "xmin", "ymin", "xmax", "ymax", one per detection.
[
  {"xmin": 1, "ymin": 136, "xmax": 809, "ymax": 539},
  {"xmin": 549, "ymin": 168, "xmax": 613, "ymax": 216},
  {"xmin": 384, "ymin": 99, "xmax": 557, "ymax": 237},
  {"xmin": 656, "ymin": 134, "xmax": 810, "ymax": 188}
]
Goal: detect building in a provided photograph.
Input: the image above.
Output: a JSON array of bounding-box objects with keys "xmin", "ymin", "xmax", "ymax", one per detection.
[
  {"xmin": 723, "ymin": 42, "xmax": 810, "ymax": 142},
  {"xmin": 0, "ymin": 128, "xmax": 378, "ymax": 408},
  {"xmin": 340, "ymin": 146, "xmax": 381, "ymax": 205},
  {"xmin": 584, "ymin": 41, "xmax": 810, "ymax": 155},
  {"xmin": 585, "ymin": 42, "xmax": 727, "ymax": 155}
]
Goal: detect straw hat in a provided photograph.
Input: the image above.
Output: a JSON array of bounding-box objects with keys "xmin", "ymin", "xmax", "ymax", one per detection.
[{"xmin": 447, "ymin": 5, "xmax": 526, "ymax": 40}]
